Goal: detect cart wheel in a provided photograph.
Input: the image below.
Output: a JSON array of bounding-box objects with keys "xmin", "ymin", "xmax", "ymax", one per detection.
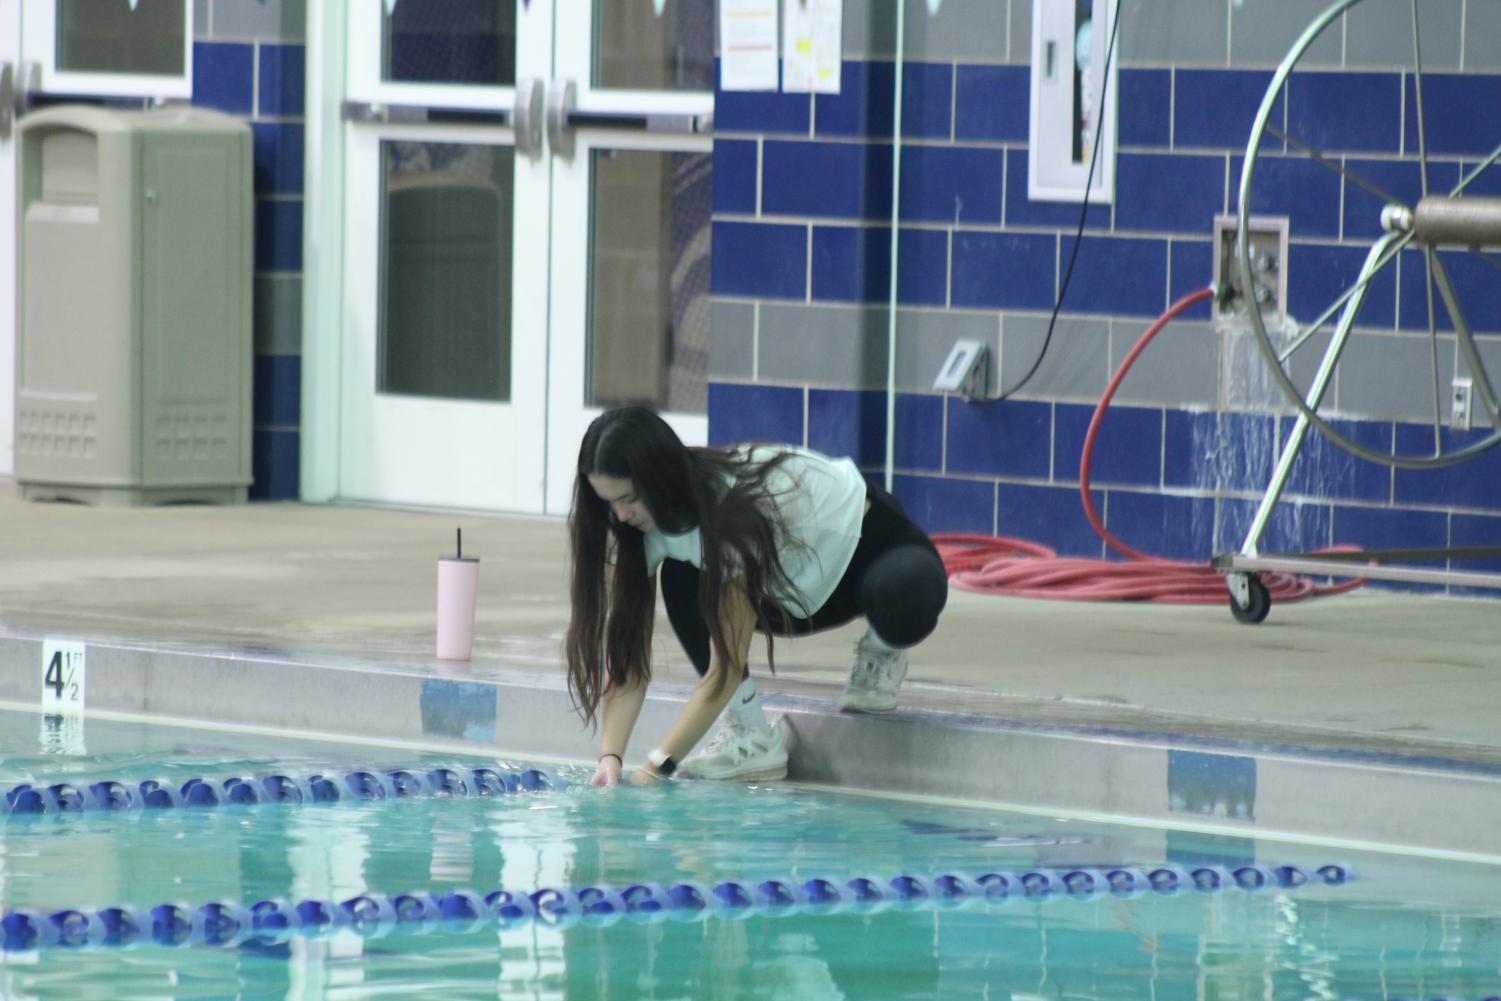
[{"xmin": 1229, "ymin": 575, "xmax": 1271, "ymax": 625}]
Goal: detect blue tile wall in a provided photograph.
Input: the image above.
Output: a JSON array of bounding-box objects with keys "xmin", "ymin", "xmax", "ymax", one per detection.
[
  {"xmin": 1341, "ymin": 158, "xmax": 1459, "ymax": 241},
  {"xmin": 762, "ymin": 141, "xmax": 892, "ymax": 219},
  {"xmin": 1331, "ymin": 504, "xmax": 1450, "ymax": 556},
  {"xmin": 1168, "ymin": 240, "xmax": 1216, "ymax": 318},
  {"xmin": 708, "ymin": 46, "xmax": 1500, "ymax": 600},
  {"xmin": 898, "ymin": 62, "xmax": 956, "ymax": 140},
  {"xmin": 808, "ymin": 388, "xmax": 886, "ymax": 465},
  {"xmin": 258, "ymin": 43, "xmax": 305, "ymax": 117},
  {"xmin": 194, "ymin": 37, "xmax": 303, "ymax": 505},
  {"xmin": 712, "ymin": 139, "xmax": 757, "ymax": 214},
  {"xmin": 1105, "ymin": 490, "xmax": 1218, "ymax": 562},
  {"xmin": 1174, "ymin": 69, "xmax": 1277, "ymax": 150},
  {"xmin": 252, "ymin": 355, "xmax": 301, "ymax": 427},
  {"xmin": 1163, "ymin": 411, "xmax": 1278, "ymax": 493},
  {"xmin": 716, "ymin": 63, "xmax": 811, "ymax": 134},
  {"xmin": 1056, "ymin": 402, "xmax": 1161, "ymax": 488},
  {"xmin": 997, "ymin": 482, "xmax": 1105, "ymax": 558},
  {"xmin": 893, "ymin": 474, "xmax": 994, "ymax": 534},
  {"xmin": 1460, "ymin": 160, "xmax": 1501, "ymax": 197},
  {"xmin": 811, "ymin": 226, "xmax": 890, "ymax": 302},
  {"xmin": 1286, "ymin": 242, "xmax": 1396, "ymax": 328},
  {"xmin": 255, "ymin": 200, "xmax": 303, "ymax": 272},
  {"xmin": 708, "ymin": 383, "xmax": 804, "ymax": 446},
  {"xmin": 1117, "ymin": 69, "xmax": 1171, "ymax": 148},
  {"xmin": 1404, "ymin": 73, "xmax": 1501, "ymax": 157},
  {"xmin": 1217, "ymin": 497, "xmax": 1332, "ymax": 557},
  {"xmin": 251, "ymin": 122, "xmax": 305, "ymax": 195},
  {"xmin": 1281, "ymin": 416, "xmax": 1392, "ymax": 503},
  {"xmin": 1392, "ymin": 425, "xmax": 1501, "ymax": 510},
  {"xmin": 951, "ymin": 231, "xmax": 1056, "ymax": 311},
  {"xmin": 945, "ymin": 400, "xmax": 1053, "ymax": 478},
  {"xmin": 897, "ymin": 229, "xmax": 950, "ymax": 306},
  {"xmin": 815, "ymin": 61, "xmax": 894, "ymax": 137},
  {"xmin": 895, "ymin": 394, "xmax": 946, "ymax": 471},
  {"xmin": 1398, "ymin": 248, "xmax": 1501, "ymax": 334},
  {"xmin": 1287, "ymin": 72, "xmax": 1401, "ymax": 154},
  {"xmin": 1450, "ymin": 514, "xmax": 1501, "ymax": 597},
  {"xmin": 1235, "ymin": 154, "xmax": 1343, "ymax": 238},
  {"xmin": 1057, "ymin": 236, "xmax": 1168, "ymax": 318},
  {"xmin": 1004, "ymin": 151, "xmax": 1112, "ymax": 229},
  {"xmin": 1115, "ymin": 153, "xmax": 1225, "ymax": 234},
  {"xmin": 192, "ymin": 41, "xmax": 254, "ymax": 114},
  {"xmin": 710, "ymin": 221, "xmax": 807, "ymax": 298},
  {"xmin": 954, "ymin": 65, "xmax": 1028, "ymax": 142},
  {"xmin": 250, "ymin": 429, "xmax": 300, "ymax": 501},
  {"xmin": 898, "ymin": 146, "xmax": 1003, "ymax": 224}
]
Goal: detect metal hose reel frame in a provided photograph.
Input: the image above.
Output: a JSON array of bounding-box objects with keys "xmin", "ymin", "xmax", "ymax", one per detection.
[{"xmin": 1237, "ymin": 0, "xmax": 1501, "ymax": 469}]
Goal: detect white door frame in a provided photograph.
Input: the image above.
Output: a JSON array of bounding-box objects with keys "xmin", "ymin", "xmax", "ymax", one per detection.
[
  {"xmin": 0, "ymin": 0, "xmax": 21, "ymax": 476},
  {"xmin": 302, "ymin": 1, "xmax": 713, "ymax": 513},
  {"xmin": 304, "ymin": 3, "xmax": 554, "ymax": 511},
  {"xmin": 300, "ymin": 2, "xmax": 345, "ymax": 503}
]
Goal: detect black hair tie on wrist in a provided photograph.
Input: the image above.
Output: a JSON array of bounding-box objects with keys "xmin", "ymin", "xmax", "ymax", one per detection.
[{"xmin": 598, "ymin": 752, "xmax": 623, "ymax": 765}]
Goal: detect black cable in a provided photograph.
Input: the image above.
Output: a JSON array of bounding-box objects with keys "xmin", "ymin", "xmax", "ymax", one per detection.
[{"xmin": 998, "ymin": 0, "xmax": 1125, "ymax": 401}]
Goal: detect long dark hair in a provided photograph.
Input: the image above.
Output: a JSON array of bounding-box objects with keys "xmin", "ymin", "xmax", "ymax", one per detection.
[{"xmin": 565, "ymin": 407, "xmax": 802, "ymax": 728}]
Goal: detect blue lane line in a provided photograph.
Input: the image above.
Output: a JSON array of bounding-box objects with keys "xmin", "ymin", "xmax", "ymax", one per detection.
[
  {"xmin": 0, "ymin": 863, "xmax": 1356, "ymax": 951},
  {"xmin": 3, "ymin": 766, "xmax": 566, "ymax": 817}
]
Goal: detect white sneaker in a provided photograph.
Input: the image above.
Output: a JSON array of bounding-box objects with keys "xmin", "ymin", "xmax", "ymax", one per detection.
[
  {"xmin": 839, "ymin": 634, "xmax": 908, "ymax": 713},
  {"xmin": 679, "ymin": 716, "xmax": 788, "ymax": 781}
]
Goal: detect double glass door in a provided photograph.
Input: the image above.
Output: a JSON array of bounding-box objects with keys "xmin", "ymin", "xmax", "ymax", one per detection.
[{"xmin": 334, "ymin": 1, "xmax": 712, "ymax": 515}]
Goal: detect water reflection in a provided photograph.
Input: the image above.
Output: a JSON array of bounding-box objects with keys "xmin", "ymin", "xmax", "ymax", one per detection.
[{"xmin": 0, "ymin": 713, "xmax": 1498, "ymax": 999}]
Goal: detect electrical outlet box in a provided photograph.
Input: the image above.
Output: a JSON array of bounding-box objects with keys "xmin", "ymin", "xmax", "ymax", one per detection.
[
  {"xmin": 1212, "ymin": 215, "xmax": 1289, "ymax": 328},
  {"xmin": 1452, "ymin": 377, "xmax": 1474, "ymax": 431}
]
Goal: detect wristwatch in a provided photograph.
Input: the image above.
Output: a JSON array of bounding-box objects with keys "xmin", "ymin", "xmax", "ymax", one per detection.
[{"xmin": 646, "ymin": 748, "xmax": 678, "ymax": 778}]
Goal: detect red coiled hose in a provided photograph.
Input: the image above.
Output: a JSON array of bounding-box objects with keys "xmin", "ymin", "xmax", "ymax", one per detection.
[{"xmin": 933, "ymin": 287, "xmax": 1365, "ymax": 604}]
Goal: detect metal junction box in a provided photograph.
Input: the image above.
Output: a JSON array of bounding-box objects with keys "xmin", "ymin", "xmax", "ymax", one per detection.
[{"xmin": 15, "ymin": 104, "xmax": 252, "ymax": 505}]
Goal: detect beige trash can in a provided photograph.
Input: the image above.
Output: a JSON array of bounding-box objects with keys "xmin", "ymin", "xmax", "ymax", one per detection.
[{"xmin": 14, "ymin": 104, "xmax": 252, "ymax": 505}]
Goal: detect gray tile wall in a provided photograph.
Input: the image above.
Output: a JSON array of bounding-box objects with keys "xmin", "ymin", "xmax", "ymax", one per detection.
[
  {"xmin": 253, "ymin": 276, "xmax": 303, "ymax": 355},
  {"xmin": 1110, "ymin": 319, "xmax": 1219, "ymax": 407},
  {"xmin": 1000, "ymin": 314, "xmax": 1111, "ymax": 401},
  {"xmin": 845, "ymin": 0, "xmax": 1493, "ymax": 70},
  {"xmin": 1345, "ymin": 0, "xmax": 1463, "ymax": 70},
  {"xmin": 1117, "ymin": 0, "xmax": 1229, "ymax": 67},
  {"xmin": 846, "ymin": 0, "xmax": 1022, "ymax": 62},
  {"xmin": 1230, "ymin": 0, "xmax": 1344, "ymax": 68},
  {"xmin": 196, "ymin": 0, "xmax": 306, "ymax": 41},
  {"xmin": 709, "ymin": 301, "xmax": 757, "ymax": 378},
  {"xmin": 1465, "ymin": 0, "xmax": 1501, "ymax": 70}
]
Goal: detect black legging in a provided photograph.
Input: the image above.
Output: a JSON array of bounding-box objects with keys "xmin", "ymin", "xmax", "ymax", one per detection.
[{"xmin": 659, "ymin": 486, "xmax": 949, "ymax": 677}]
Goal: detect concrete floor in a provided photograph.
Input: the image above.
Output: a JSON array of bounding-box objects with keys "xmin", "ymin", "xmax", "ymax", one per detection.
[
  {"xmin": 0, "ymin": 480, "xmax": 1496, "ymax": 770},
  {"xmin": 6, "ymin": 478, "xmax": 1501, "ymax": 858}
]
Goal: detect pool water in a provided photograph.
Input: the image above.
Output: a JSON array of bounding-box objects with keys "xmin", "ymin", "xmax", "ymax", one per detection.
[{"xmin": 0, "ymin": 708, "xmax": 1498, "ymax": 1000}]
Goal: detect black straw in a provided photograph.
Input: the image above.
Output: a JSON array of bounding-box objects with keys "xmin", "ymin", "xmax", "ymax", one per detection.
[{"xmin": 457, "ymin": 528, "xmax": 462, "ymax": 559}]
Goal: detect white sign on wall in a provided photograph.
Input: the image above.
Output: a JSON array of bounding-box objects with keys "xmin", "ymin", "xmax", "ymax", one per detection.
[{"xmin": 41, "ymin": 639, "xmax": 86, "ymax": 715}]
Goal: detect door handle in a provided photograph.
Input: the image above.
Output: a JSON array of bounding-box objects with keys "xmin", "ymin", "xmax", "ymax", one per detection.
[
  {"xmin": 0, "ymin": 61, "xmax": 35, "ymax": 140},
  {"xmin": 0, "ymin": 62, "xmax": 12, "ymax": 140},
  {"xmin": 546, "ymin": 78, "xmax": 712, "ymax": 161},
  {"xmin": 339, "ymin": 77, "xmax": 547, "ymax": 160}
]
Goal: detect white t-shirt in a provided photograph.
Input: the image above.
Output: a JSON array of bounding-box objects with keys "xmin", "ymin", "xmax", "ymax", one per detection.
[{"xmin": 642, "ymin": 446, "xmax": 867, "ymax": 617}]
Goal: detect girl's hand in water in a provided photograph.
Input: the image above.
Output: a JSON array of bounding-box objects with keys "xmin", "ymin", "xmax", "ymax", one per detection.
[{"xmin": 591, "ymin": 754, "xmax": 623, "ymax": 787}]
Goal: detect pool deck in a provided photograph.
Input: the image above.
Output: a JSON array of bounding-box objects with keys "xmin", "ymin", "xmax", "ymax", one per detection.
[{"xmin": 1, "ymin": 481, "xmax": 1498, "ymax": 857}]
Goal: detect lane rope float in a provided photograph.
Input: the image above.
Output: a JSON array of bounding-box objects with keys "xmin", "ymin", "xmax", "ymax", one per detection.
[
  {"xmin": 0, "ymin": 862, "xmax": 1354, "ymax": 951},
  {"xmin": 2, "ymin": 767, "xmax": 566, "ymax": 818}
]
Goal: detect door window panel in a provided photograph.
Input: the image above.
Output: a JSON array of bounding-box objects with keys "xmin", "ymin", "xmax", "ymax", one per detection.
[
  {"xmin": 594, "ymin": 0, "xmax": 713, "ymax": 91},
  {"xmin": 587, "ymin": 149, "xmax": 710, "ymax": 414},
  {"xmin": 56, "ymin": 0, "xmax": 185, "ymax": 76},
  {"xmin": 379, "ymin": 141, "xmax": 514, "ymax": 402},
  {"xmin": 383, "ymin": 0, "xmax": 516, "ymax": 86}
]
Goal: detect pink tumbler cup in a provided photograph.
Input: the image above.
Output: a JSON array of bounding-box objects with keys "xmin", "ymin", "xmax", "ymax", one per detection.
[{"xmin": 436, "ymin": 556, "xmax": 480, "ymax": 660}]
